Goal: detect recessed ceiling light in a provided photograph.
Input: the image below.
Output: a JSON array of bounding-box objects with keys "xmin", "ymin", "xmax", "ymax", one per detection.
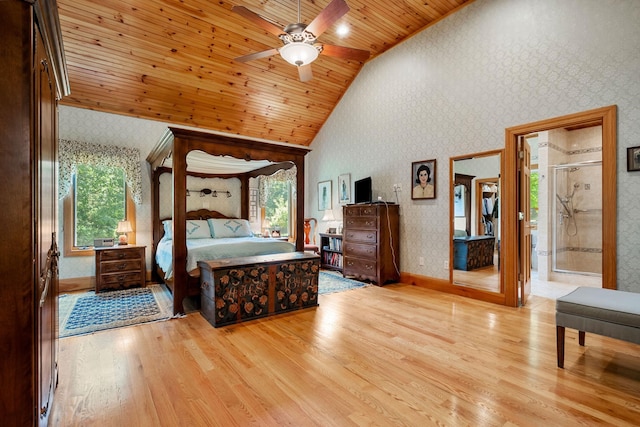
[{"xmin": 336, "ymin": 24, "xmax": 349, "ymax": 37}]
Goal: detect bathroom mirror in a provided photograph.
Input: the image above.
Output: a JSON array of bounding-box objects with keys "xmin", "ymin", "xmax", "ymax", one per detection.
[{"xmin": 451, "ymin": 150, "xmax": 502, "ymax": 293}]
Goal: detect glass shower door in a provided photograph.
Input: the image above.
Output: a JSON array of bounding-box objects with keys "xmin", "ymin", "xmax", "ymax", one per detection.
[{"xmin": 552, "ymin": 162, "xmax": 602, "ymax": 275}]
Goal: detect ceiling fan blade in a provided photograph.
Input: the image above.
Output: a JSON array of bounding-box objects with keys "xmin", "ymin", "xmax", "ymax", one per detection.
[
  {"xmin": 305, "ymin": 0, "xmax": 349, "ymax": 38},
  {"xmin": 298, "ymin": 64, "xmax": 313, "ymax": 82},
  {"xmin": 321, "ymin": 44, "xmax": 370, "ymax": 62},
  {"xmin": 232, "ymin": 6, "xmax": 284, "ymax": 37},
  {"xmin": 235, "ymin": 48, "xmax": 279, "ymax": 63}
]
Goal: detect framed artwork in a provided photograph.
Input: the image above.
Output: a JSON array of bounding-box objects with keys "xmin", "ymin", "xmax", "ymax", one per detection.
[
  {"xmin": 627, "ymin": 146, "xmax": 640, "ymax": 171},
  {"xmin": 318, "ymin": 180, "xmax": 332, "ymax": 211},
  {"xmin": 411, "ymin": 159, "xmax": 436, "ymax": 200},
  {"xmin": 338, "ymin": 173, "xmax": 351, "ymax": 205}
]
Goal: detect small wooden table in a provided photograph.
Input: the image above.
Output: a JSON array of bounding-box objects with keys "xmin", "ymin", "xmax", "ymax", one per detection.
[{"xmin": 94, "ymin": 245, "xmax": 146, "ymax": 292}]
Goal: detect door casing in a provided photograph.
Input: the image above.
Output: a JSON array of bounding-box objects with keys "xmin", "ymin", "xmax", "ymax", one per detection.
[{"xmin": 503, "ymin": 106, "xmax": 617, "ymax": 306}]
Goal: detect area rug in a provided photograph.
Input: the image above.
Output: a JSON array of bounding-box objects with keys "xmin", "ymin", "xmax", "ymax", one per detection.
[
  {"xmin": 319, "ymin": 271, "xmax": 370, "ymax": 295},
  {"xmin": 59, "ymin": 284, "xmax": 173, "ymax": 338}
]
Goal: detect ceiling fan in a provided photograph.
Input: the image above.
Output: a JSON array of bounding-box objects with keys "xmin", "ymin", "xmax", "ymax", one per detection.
[{"xmin": 232, "ymin": 0, "xmax": 370, "ymax": 82}]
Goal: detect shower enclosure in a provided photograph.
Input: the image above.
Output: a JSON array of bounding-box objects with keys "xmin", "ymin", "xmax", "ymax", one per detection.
[{"xmin": 552, "ymin": 161, "xmax": 602, "ymax": 276}]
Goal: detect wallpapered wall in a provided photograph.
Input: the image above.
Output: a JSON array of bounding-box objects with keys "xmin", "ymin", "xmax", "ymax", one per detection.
[{"xmin": 306, "ymin": 0, "xmax": 640, "ymax": 292}]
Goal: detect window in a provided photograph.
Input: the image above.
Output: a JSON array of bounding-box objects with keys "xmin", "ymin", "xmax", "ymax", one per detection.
[
  {"xmin": 530, "ymin": 169, "xmax": 539, "ymax": 228},
  {"xmin": 64, "ymin": 164, "xmax": 135, "ymax": 256},
  {"xmin": 263, "ymin": 181, "xmax": 292, "ymax": 237}
]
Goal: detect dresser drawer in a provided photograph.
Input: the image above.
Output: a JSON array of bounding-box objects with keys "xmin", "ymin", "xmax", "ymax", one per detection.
[
  {"xmin": 101, "ymin": 259, "xmax": 142, "ymax": 274},
  {"xmin": 344, "ymin": 205, "xmax": 379, "ymax": 217},
  {"xmin": 343, "ymin": 257, "xmax": 377, "ymax": 281},
  {"xmin": 98, "ymin": 248, "xmax": 143, "ymax": 261},
  {"xmin": 344, "ymin": 229, "xmax": 377, "ymax": 244},
  {"xmin": 344, "ymin": 216, "xmax": 377, "ymax": 230},
  {"xmin": 99, "ymin": 271, "xmax": 142, "ymax": 286},
  {"xmin": 344, "ymin": 242, "xmax": 377, "ymax": 260}
]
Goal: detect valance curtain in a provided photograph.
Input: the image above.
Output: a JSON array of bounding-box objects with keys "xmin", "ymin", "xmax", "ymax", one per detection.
[
  {"xmin": 258, "ymin": 165, "xmax": 297, "ymax": 206},
  {"xmin": 59, "ymin": 139, "xmax": 143, "ymax": 205}
]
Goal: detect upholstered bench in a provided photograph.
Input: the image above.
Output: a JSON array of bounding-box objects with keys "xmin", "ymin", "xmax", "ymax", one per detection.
[{"xmin": 556, "ymin": 287, "xmax": 640, "ymax": 368}]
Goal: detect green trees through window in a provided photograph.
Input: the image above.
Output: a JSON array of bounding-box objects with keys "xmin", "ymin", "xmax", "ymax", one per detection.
[
  {"xmin": 263, "ymin": 181, "xmax": 290, "ymax": 236},
  {"xmin": 74, "ymin": 164, "xmax": 126, "ymax": 247},
  {"xmin": 530, "ymin": 170, "xmax": 539, "ymax": 224}
]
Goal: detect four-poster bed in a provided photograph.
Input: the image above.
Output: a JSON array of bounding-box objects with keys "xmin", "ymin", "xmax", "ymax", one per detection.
[{"xmin": 147, "ymin": 127, "xmax": 312, "ymax": 314}]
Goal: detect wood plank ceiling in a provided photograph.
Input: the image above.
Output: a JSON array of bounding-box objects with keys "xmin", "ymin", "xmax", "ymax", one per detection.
[{"xmin": 57, "ymin": 0, "xmax": 473, "ymax": 146}]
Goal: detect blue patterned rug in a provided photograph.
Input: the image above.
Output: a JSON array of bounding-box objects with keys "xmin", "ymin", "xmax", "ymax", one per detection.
[
  {"xmin": 59, "ymin": 284, "xmax": 172, "ymax": 338},
  {"xmin": 319, "ymin": 271, "xmax": 370, "ymax": 295}
]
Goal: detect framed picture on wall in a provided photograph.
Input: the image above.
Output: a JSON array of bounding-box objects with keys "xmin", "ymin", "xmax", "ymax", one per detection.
[
  {"xmin": 411, "ymin": 159, "xmax": 436, "ymax": 200},
  {"xmin": 318, "ymin": 180, "xmax": 332, "ymax": 211},
  {"xmin": 627, "ymin": 146, "xmax": 640, "ymax": 171},
  {"xmin": 338, "ymin": 173, "xmax": 351, "ymax": 205}
]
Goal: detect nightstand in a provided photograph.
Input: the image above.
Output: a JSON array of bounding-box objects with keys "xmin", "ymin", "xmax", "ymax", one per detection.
[{"xmin": 94, "ymin": 245, "xmax": 146, "ymax": 292}]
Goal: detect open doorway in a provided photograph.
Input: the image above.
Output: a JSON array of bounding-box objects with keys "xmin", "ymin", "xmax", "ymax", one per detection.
[
  {"xmin": 528, "ymin": 133, "xmax": 604, "ymax": 299},
  {"xmin": 503, "ymin": 106, "xmax": 617, "ymax": 306}
]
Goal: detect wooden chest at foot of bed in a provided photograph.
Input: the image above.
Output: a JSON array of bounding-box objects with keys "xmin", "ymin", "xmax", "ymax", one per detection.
[{"xmin": 198, "ymin": 252, "xmax": 320, "ymax": 327}]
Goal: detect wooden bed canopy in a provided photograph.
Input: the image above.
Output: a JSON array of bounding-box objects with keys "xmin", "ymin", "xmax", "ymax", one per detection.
[{"xmin": 147, "ymin": 127, "xmax": 311, "ymax": 314}]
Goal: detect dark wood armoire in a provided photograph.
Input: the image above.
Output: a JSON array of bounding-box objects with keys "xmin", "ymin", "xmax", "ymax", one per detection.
[{"xmin": 0, "ymin": 1, "xmax": 69, "ymax": 425}]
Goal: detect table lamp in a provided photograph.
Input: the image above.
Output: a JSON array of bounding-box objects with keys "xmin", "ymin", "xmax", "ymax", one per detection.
[
  {"xmin": 322, "ymin": 209, "xmax": 335, "ymax": 232},
  {"xmin": 116, "ymin": 220, "xmax": 133, "ymax": 245}
]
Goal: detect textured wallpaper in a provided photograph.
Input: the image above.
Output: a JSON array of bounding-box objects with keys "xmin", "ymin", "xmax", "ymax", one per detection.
[
  {"xmin": 59, "ymin": 0, "xmax": 640, "ymax": 293},
  {"xmin": 306, "ymin": 0, "xmax": 640, "ymax": 292}
]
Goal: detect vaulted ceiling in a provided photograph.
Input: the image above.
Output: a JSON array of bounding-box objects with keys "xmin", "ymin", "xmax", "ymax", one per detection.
[{"xmin": 57, "ymin": 0, "xmax": 472, "ymax": 146}]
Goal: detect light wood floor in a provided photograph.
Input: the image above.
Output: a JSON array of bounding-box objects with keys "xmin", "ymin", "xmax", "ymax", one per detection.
[{"xmin": 50, "ymin": 284, "xmax": 640, "ymax": 426}]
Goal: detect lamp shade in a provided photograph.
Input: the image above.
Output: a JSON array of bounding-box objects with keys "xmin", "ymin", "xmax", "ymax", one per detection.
[
  {"xmin": 116, "ymin": 220, "xmax": 132, "ymax": 245},
  {"xmin": 321, "ymin": 210, "xmax": 335, "ymax": 222},
  {"xmin": 116, "ymin": 220, "xmax": 133, "ymax": 233},
  {"xmin": 279, "ymin": 42, "xmax": 319, "ymax": 66}
]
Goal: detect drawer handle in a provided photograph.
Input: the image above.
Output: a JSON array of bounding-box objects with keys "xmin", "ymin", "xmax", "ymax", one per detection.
[
  {"xmin": 118, "ymin": 253, "xmax": 125, "ymax": 259},
  {"xmin": 367, "ymin": 234, "xmax": 374, "ymax": 239},
  {"xmin": 365, "ymin": 265, "xmax": 374, "ymax": 270},
  {"xmin": 118, "ymin": 263, "xmax": 127, "ymax": 270},
  {"xmin": 118, "ymin": 275, "xmax": 125, "ymax": 282},
  {"xmin": 366, "ymin": 221, "xmax": 374, "ymax": 226}
]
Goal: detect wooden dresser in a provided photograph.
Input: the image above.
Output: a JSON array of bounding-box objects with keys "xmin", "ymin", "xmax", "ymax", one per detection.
[
  {"xmin": 342, "ymin": 203, "xmax": 400, "ymax": 285},
  {"xmin": 95, "ymin": 246, "xmax": 146, "ymax": 292}
]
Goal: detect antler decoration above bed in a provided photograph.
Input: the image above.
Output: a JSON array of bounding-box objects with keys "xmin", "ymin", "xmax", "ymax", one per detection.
[{"xmin": 187, "ymin": 188, "xmax": 232, "ymax": 198}]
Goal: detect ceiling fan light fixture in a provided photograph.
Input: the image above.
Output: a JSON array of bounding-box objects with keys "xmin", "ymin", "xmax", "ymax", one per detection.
[{"xmin": 279, "ymin": 42, "xmax": 319, "ymax": 66}]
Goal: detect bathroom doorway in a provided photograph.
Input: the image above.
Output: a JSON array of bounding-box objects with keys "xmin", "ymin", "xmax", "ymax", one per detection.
[
  {"xmin": 503, "ymin": 106, "xmax": 616, "ymax": 307},
  {"xmin": 528, "ymin": 125, "xmax": 604, "ymax": 292}
]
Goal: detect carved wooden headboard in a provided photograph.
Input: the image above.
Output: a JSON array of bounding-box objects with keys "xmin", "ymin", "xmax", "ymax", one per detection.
[{"xmin": 186, "ymin": 209, "xmax": 231, "ymax": 220}]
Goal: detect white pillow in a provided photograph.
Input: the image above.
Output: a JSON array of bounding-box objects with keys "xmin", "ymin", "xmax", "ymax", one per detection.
[
  {"xmin": 208, "ymin": 218, "xmax": 253, "ymax": 238},
  {"xmin": 186, "ymin": 220, "xmax": 212, "ymax": 239},
  {"xmin": 162, "ymin": 219, "xmax": 213, "ymax": 240},
  {"xmin": 162, "ymin": 220, "xmax": 172, "ymax": 240}
]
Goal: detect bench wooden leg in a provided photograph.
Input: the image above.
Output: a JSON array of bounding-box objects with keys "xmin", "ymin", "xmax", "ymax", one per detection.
[
  {"xmin": 556, "ymin": 325, "xmax": 565, "ymax": 368},
  {"xmin": 579, "ymin": 330, "xmax": 585, "ymax": 346}
]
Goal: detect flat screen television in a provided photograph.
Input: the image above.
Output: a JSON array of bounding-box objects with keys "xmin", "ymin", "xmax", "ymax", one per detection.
[{"xmin": 353, "ymin": 177, "xmax": 372, "ymax": 204}]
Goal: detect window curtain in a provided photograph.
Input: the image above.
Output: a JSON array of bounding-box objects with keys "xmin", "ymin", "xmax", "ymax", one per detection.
[
  {"xmin": 58, "ymin": 139, "xmax": 143, "ymax": 205},
  {"xmin": 258, "ymin": 165, "xmax": 297, "ymax": 206}
]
